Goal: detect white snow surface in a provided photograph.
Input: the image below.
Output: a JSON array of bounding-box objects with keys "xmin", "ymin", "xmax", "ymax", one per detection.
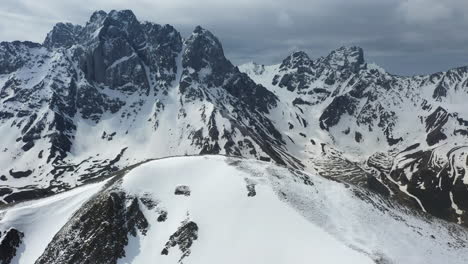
[
  {"xmin": 1, "ymin": 156, "xmax": 467, "ymax": 263},
  {"xmin": 118, "ymin": 156, "xmax": 467, "ymax": 264},
  {"xmin": 0, "ymin": 180, "xmax": 108, "ymax": 264}
]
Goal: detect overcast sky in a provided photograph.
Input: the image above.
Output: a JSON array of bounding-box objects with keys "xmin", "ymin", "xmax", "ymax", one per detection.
[{"xmin": 1, "ymin": 0, "xmax": 468, "ymax": 75}]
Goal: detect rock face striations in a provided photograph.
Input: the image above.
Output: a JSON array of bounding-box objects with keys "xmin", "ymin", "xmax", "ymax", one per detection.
[{"xmin": 1, "ymin": 9, "xmax": 468, "ymax": 230}]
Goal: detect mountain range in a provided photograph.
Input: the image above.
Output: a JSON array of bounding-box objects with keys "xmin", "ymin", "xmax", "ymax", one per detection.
[{"xmin": 0, "ymin": 9, "xmax": 467, "ymax": 263}]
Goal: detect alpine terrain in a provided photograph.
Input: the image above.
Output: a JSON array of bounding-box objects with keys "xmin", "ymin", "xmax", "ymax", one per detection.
[{"xmin": 0, "ymin": 9, "xmax": 467, "ymax": 264}]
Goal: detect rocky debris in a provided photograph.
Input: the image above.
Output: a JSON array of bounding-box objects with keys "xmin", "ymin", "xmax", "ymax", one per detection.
[
  {"xmin": 354, "ymin": 131, "xmax": 363, "ymax": 143},
  {"xmin": 175, "ymin": 185, "xmax": 191, "ymax": 196},
  {"xmin": 244, "ymin": 178, "xmax": 257, "ymax": 197},
  {"xmin": 157, "ymin": 210, "xmax": 168, "ymax": 222},
  {"xmin": 370, "ymin": 145, "xmax": 468, "ymax": 225},
  {"xmin": 311, "ymin": 150, "xmax": 369, "ymax": 187},
  {"xmin": 366, "ymin": 175, "xmax": 391, "ymax": 197},
  {"xmin": 139, "ymin": 193, "xmax": 158, "ymax": 210},
  {"xmin": 35, "ymin": 183, "xmax": 149, "ymax": 264},
  {"xmin": 161, "ymin": 219, "xmax": 199, "ymax": 262},
  {"xmin": 0, "ymin": 228, "xmax": 24, "ymax": 264}
]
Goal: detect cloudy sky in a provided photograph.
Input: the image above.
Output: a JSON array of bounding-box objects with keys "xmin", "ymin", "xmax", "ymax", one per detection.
[{"xmin": 1, "ymin": 0, "xmax": 468, "ymax": 75}]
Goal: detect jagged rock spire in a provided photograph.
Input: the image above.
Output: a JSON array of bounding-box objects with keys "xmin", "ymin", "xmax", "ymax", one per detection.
[
  {"xmin": 43, "ymin": 22, "xmax": 82, "ymax": 49},
  {"xmin": 279, "ymin": 50, "xmax": 313, "ymax": 70},
  {"xmin": 183, "ymin": 26, "xmax": 231, "ymax": 73},
  {"xmin": 323, "ymin": 46, "xmax": 365, "ymax": 73}
]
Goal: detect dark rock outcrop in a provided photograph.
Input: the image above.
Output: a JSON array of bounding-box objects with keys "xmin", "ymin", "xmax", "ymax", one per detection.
[
  {"xmin": 161, "ymin": 219, "xmax": 199, "ymax": 262},
  {"xmin": 175, "ymin": 185, "xmax": 191, "ymax": 196},
  {"xmin": 0, "ymin": 228, "xmax": 24, "ymax": 264},
  {"xmin": 36, "ymin": 183, "xmax": 149, "ymax": 264}
]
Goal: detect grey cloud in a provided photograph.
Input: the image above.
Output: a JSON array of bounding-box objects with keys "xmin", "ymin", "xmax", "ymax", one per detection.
[{"xmin": 1, "ymin": 0, "xmax": 468, "ymax": 75}]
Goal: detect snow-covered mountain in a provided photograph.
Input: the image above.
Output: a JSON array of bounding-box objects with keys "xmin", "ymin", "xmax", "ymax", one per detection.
[
  {"xmin": 0, "ymin": 10, "xmax": 296, "ymax": 205},
  {"xmin": 0, "ymin": 8, "xmax": 467, "ymax": 247},
  {"xmin": 1, "ymin": 156, "xmax": 467, "ymax": 264},
  {"xmin": 239, "ymin": 48, "xmax": 468, "ymax": 226}
]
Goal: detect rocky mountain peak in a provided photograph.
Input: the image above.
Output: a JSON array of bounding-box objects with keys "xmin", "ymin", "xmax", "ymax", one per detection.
[
  {"xmin": 104, "ymin": 10, "xmax": 141, "ymax": 33},
  {"xmin": 322, "ymin": 46, "xmax": 365, "ymax": 73},
  {"xmin": 100, "ymin": 10, "xmax": 144, "ymax": 43},
  {"xmin": 89, "ymin": 10, "xmax": 108, "ymax": 23},
  {"xmin": 43, "ymin": 22, "xmax": 82, "ymax": 49},
  {"xmin": 272, "ymin": 50, "xmax": 315, "ymax": 92},
  {"xmin": 279, "ymin": 51, "xmax": 313, "ymax": 70},
  {"xmin": 183, "ymin": 26, "xmax": 230, "ymax": 73}
]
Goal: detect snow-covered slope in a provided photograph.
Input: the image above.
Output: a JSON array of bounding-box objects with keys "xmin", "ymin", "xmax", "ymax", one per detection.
[
  {"xmin": 1, "ymin": 9, "xmax": 468, "ymax": 231},
  {"xmin": 240, "ymin": 49, "xmax": 468, "ymax": 226},
  {"xmin": 0, "ymin": 178, "xmax": 107, "ymax": 264},
  {"xmin": 0, "ymin": 10, "xmax": 294, "ymax": 206},
  {"xmin": 1, "ymin": 156, "xmax": 467, "ymax": 264}
]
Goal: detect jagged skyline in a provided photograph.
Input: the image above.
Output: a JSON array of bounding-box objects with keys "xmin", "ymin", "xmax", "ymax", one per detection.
[{"xmin": 1, "ymin": 0, "xmax": 468, "ymax": 75}]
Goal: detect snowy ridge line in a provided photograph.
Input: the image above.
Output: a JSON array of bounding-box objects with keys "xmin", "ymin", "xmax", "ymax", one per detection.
[
  {"xmin": 1, "ymin": 156, "xmax": 468, "ymax": 263},
  {"xmin": 0, "ymin": 154, "xmax": 275, "ymax": 210},
  {"xmin": 1, "ymin": 9, "xmax": 468, "ymax": 229}
]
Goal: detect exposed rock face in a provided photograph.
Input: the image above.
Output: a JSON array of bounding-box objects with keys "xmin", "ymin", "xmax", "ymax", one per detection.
[
  {"xmin": 35, "ymin": 183, "xmax": 149, "ymax": 264},
  {"xmin": 370, "ymin": 144, "xmax": 468, "ymax": 225},
  {"xmin": 174, "ymin": 185, "xmax": 191, "ymax": 196},
  {"xmin": 0, "ymin": 228, "xmax": 24, "ymax": 264},
  {"xmin": 43, "ymin": 23, "xmax": 83, "ymax": 49},
  {"xmin": 241, "ymin": 44, "xmax": 468, "ymax": 227},
  {"xmin": 323, "ymin": 46, "xmax": 365, "ymax": 73},
  {"xmin": 0, "ymin": 41, "xmax": 42, "ymax": 74},
  {"xmin": 425, "ymin": 106, "xmax": 449, "ymax": 146},
  {"xmin": 273, "ymin": 51, "xmax": 314, "ymax": 92},
  {"xmin": 181, "ymin": 26, "xmax": 277, "ymax": 112},
  {"xmin": 320, "ymin": 95, "xmax": 358, "ymax": 130},
  {"xmin": 0, "ymin": 10, "xmax": 297, "ymax": 206},
  {"xmin": 161, "ymin": 219, "xmax": 199, "ymax": 262},
  {"xmin": 1, "ymin": 9, "xmax": 468, "ymax": 230}
]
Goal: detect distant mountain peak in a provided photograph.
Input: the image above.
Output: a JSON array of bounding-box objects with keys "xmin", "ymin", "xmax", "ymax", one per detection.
[
  {"xmin": 280, "ymin": 50, "xmax": 313, "ymax": 70},
  {"xmin": 43, "ymin": 22, "xmax": 82, "ymax": 49},
  {"xmin": 323, "ymin": 46, "xmax": 365, "ymax": 72},
  {"xmin": 183, "ymin": 26, "xmax": 229, "ymax": 72},
  {"xmin": 89, "ymin": 10, "xmax": 107, "ymax": 23}
]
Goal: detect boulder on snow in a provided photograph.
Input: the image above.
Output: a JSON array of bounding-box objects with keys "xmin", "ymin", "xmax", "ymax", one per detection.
[{"xmin": 175, "ymin": 185, "xmax": 191, "ymax": 196}]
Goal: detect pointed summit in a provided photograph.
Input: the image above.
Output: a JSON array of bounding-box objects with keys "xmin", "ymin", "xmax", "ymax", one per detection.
[
  {"xmin": 89, "ymin": 10, "xmax": 107, "ymax": 23},
  {"xmin": 273, "ymin": 50, "xmax": 314, "ymax": 92},
  {"xmin": 107, "ymin": 9, "xmax": 139, "ymax": 25},
  {"xmin": 183, "ymin": 26, "xmax": 231, "ymax": 73},
  {"xmin": 193, "ymin": 25, "xmax": 205, "ymax": 34},
  {"xmin": 279, "ymin": 50, "xmax": 313, "ymax": 71},
  {"xmin": 79, "ymin": 9, "xmax": 143, "ymax": 45},
  {"xmin": 323, "ymin": 46, "xmax": 365, "ymax": 73},
  {"xmin": 43, "ymin": 22, "xmax": 82, "ymax": 49}
]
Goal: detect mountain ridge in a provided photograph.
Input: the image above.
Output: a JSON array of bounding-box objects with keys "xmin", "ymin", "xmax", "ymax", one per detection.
[
  {"xmin": 1, "ymin": 155, "xmax": 468, "ymax": 264},
  {"xmin": 0, "ymin": 9, "xmax": 467, "ymax": 230}
]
